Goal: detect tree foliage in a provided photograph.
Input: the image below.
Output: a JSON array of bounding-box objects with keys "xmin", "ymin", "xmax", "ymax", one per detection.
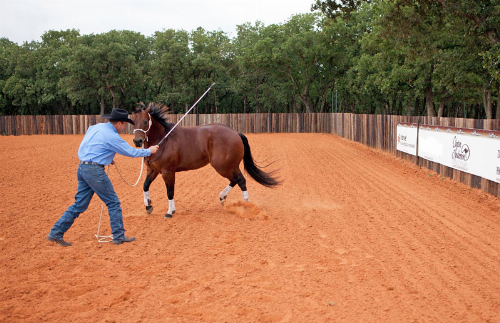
[{"xmin": 1, "ymin": 0, "xmax": 499, "ymax": 118}]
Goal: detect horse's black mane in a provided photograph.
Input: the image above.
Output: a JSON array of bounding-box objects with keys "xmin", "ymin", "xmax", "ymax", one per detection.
[{"xmin": 134, "ymin": 102, "xmax": 174, "ymax": 132}]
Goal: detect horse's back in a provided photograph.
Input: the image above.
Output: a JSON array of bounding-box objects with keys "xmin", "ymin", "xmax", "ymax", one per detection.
[
  {"xmin": 203, "ymin": 123, "xmax": 242, "ymax": 146},
  {"xmin": 174, "ymin": 123, "xmax": 243, "ymax": 171},
  {"xmin": 182, "ymin": 123, "xmax": 241, "ymax": 145}
]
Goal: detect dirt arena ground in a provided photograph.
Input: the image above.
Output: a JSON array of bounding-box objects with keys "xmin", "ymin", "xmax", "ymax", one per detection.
[{"xmin": 1, "ymin": 133, "xmax": 499, "ymax": 322}]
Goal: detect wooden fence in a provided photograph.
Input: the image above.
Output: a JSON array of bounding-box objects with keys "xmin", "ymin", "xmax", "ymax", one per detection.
[
  {"xmin": 1, "ymin": 113, "xmax": 499, "ymax": 197},
  {"xmin": 330, "ymin": 114, "xmax": 500, "ymax": 197},
  {"xmin": 0, "ymin": 113, "xmax": 333, "ymax": 136}
]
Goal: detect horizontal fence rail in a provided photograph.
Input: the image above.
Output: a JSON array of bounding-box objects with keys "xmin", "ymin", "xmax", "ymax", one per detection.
[{"xmin": 1, "ymin": 113, "xmax": 499, "ymax": 197}]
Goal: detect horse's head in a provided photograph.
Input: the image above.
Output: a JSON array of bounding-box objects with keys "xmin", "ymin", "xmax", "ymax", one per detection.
[{"xmin": 132, "ymin": 102, "xmax": 152, "ymax": 147}]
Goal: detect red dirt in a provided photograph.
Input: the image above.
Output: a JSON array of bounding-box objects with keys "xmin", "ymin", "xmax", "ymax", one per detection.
[{"xmin": 1, "ymin": 133, "xmax": 500, "ymax": 322}]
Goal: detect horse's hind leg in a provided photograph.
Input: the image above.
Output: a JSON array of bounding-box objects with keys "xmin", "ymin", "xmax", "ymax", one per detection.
[
  {"xmin": 236, "ymin": 171, "xmax": 249, "ymax": 202},
  {"xmin": 219, "ymin": 169, "xmax": 248, "ymax": 205},
  {"xmin": 143, "ymin": 167, "xmax": 159, "ymax": 214},
  {"xmin": 219, "ymin": 177, "xmax": 238, "ymax": 206}
]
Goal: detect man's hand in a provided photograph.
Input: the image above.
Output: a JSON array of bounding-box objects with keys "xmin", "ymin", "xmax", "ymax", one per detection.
[
  {"xmin": 111, "ymin": 160, "xmax": 115, "ymax": 165},
  {"xmin": 150, "ymin": 145, "xmax": 159, "ymax": 154}
]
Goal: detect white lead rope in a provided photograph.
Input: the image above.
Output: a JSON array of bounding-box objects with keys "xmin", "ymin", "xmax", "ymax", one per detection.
[
  {"xmin": 95, "ymin": 199, "xmax": 113, "ymax": 242},
  {"xmin": 113, "ymin": 156, "xmax": 145, "ymax": 187}
]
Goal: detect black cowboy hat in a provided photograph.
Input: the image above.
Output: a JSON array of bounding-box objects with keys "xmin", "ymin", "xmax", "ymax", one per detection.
[{"xmin": 102, "ymin": 108, "xmax": 135, "ymax": 125}]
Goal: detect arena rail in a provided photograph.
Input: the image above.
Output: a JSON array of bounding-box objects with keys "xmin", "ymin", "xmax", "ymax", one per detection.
[{"xmin": 1, "ymin": 113, "xmax": 499, "ymax": 197}]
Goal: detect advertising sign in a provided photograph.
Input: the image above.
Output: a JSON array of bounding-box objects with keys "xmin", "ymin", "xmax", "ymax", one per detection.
[
  {"xmin": 396, "ymin": 123, "xmax": 418, "ymax": 156},
  {"xmin": 418, "ymin": 125, "xmax": 500, "ymax": 184}
]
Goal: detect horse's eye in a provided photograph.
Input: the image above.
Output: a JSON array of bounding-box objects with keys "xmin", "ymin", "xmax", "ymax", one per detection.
[{"xmin": 143, "ymin": 120, "xmax": 147, "ymax": 125}]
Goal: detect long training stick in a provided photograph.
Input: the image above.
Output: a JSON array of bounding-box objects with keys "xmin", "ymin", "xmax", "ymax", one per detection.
[{"xmin": 157, "ymin": 83, "xmax": 216, "ymax": 146}]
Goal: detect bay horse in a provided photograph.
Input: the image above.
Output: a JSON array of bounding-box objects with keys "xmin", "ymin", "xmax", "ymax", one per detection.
[{"xmin": 132, "ymin": 103, "xmax": 279, "ymax": 218}]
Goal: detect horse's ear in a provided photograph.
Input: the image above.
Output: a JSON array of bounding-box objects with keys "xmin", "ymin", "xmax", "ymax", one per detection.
[
  {"xmin": 133, "ymin": 102, "xmax": 144, "ymax": 113},
  {"xmin": 146, "ymin": 106, "xmax": 151, "ymax": 113}
]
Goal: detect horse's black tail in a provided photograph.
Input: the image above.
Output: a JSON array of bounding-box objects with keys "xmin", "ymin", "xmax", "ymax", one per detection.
[{"xmin": 239, "ymin": 133, "xmax": 280, "ymax": 188}]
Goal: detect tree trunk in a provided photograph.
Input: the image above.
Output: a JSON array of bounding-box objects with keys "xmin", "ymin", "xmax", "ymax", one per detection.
[
  {"xmin": 100, "ymin": 94, "xmax": 105, "ymax": 115},
  {"xmin": 254, "ymin": 78, "xmax": 259, "ymax": 113},
  {"xmin": 383, "ymin": 102, "xmax": 389, "ymax": 115},
  {"xmin": 214, "ymin": 90, "xmax": 217, "ymax": 114},
  {"xmin": 104, "ymin": 76, "xmax": 116, "ymax": 109},
  {"xmin": 297, "ymin": 92, "xmax": 311, "ymax": 113},
  {"xmin": 483, "ymin": 85, "xmax": 493, "ymax": 119},
  {"xmin": 425, "ymin": 86, "xmax": 435, "ymax": 117},
  {"xmin": 437, "ymin": 100, "xmax": 446, "ymax": 118},
  {"xmin": 294, "ymin": 98, "xmax": 300, "ymax": 113},
  {"xmin": 111, "ymin": 88, "xmax": 116, "ymax": 109},
  {"xmin": 497, "ymin": 83, "xmax": 500, "ymax": 119},
  {"xmin": 406, "ymin": 100, "xmax": 412, "ymax": 117},
  {"xmin": 319, "ymin": 91, "xmax": 327, "ymax": 113}
]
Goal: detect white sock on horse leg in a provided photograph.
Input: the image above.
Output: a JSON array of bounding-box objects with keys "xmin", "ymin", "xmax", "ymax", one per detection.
[
  {"xmin": 168, "ymin": 199, "xmax": 176, "ymax": 214},
  {"xmin": 143, "ymin": 191, "xmax": 151, "ymax": 206},
  {"xmin": 219, "ymin": 185, "xmax": 232, "ymax": 200},
  {"xmin": 242, "ymin": 191, "xmax": 249, "ymax": 202}
]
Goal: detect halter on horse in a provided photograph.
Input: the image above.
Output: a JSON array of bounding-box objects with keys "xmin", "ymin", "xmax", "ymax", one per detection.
[{"xmin": 132, "ymin": 103, "xmax": 280, "ymax": 218}]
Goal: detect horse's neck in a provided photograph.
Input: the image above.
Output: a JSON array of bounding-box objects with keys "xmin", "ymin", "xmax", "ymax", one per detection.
[{"xmin": 148, "ymin": 119, "xmax": 168, "ymax": 146}]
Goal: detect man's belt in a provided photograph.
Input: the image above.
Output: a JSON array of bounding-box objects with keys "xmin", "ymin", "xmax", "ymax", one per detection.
[{"xmin": 80, "ymin": 161, "xmax": 105, "ymax": 167}]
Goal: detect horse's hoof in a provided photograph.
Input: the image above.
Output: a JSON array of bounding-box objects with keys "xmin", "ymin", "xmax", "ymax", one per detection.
[
  {"xmin": 164, "ymin": 213, "xmax": 172, "ymax": 218},
  {"xmin": 220, "ymin": 198, "xmax": 226, "ymax": 206},
  {"xmin": 146, "ymin": 205, "xmax": 153, "ymax": 214}
]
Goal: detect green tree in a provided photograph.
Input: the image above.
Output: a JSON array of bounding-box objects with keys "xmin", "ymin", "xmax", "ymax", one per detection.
[
  {"xmin": 189, "ymin": 28, "xmax": 232, "ymax": 114},
  {"xmin": 482, "ymin": 44, "xmax": 500, "ymax": 117},
  {"xmin": 395, "ymin": 0, "xmax": 499, "ymax": 118},
  {"xmin": 148, "ymin": 29, "xmax": 191, "ymax": 112},
  {"xmin": 59, "ymin": 30, "xmax": 147, "ymax": 115},
  {"xmin": 231, "ymin": 22, "xmax": 289, "ymax": 113},
  {"xmin": 312, "ymin": 0, "xmax": 367, "ymax": 20},
  {"xmin": 0, "ymin": 38, "xmax": 20, "ymax": 115},
  {"xmin": 2, "ymin": 30, "xmax": 82, "ymax": 115}
]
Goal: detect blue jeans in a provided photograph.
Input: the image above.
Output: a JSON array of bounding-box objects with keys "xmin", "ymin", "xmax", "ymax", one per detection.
[{"xmin": 48, "ymin": 163, "xmax": 126, "ymax": 240}]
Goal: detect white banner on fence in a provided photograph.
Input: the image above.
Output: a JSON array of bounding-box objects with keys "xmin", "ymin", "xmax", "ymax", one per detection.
[
  {"xmin": 396, "ymin": 123, "xmax": 418, "ymax": 156},
  {"xmin": 418, "ymin": 125, "xmax": 500, "ymax": 184}
]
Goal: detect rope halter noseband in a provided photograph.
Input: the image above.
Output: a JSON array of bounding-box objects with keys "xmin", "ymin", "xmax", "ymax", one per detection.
[{"xmin": 133, "ymin": 113, "xmax": 152, "ymax": 142}]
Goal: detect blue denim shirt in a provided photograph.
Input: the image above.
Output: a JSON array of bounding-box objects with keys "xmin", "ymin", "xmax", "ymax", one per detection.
[{"xmin": 78, "ymin": 122, "xmax": 151, "ymax": 165}]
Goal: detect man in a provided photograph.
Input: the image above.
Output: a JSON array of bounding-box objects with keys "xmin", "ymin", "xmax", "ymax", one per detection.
[{"xmin": 47, "ymin": 108, "xmax": 159, "ymax": 246}]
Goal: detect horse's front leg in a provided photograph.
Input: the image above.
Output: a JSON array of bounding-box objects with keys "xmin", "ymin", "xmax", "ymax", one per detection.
[
  {"xmin": 162, "ymin": 171, "xmax": 176, "ymax": 218},
  {"xmin": 143, "ymin": 167, "xmax": 159, "ymax": 214}
]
